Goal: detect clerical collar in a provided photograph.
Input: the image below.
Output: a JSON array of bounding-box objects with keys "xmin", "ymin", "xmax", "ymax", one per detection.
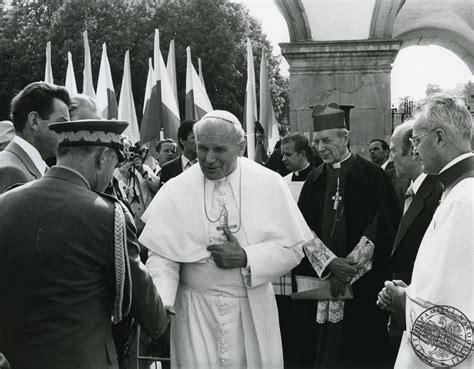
[
  {"xmin": 293, "ymin": 163, "xmax": 311, "ymax": 176},
  {"xmin": 438, "ymin": 152, "xmax": 473, "ymax": 175},
  {"xmin": 437, "ymin": 153, "xmax": 474, "ymax": 188},
  {"xmin": 331, "ymin": 152, "xmax": 352, "ymax": 169}
]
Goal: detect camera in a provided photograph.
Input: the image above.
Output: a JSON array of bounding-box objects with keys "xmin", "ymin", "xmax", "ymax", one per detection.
[{"xmin": 125, "ymin": 144, "xmax": 148, "ymax": 161}]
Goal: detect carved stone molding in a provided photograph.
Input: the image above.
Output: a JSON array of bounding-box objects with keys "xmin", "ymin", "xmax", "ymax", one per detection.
[
  {"xmin": 274, "ymin": 0, "xmax": 311, "ymax": 41},
  {"xmin": 370, "ymin": 0, "xmax": 406, "ymax": 39}
]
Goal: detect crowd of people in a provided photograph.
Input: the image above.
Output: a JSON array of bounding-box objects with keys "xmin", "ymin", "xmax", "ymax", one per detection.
[{"xmin": 0, "ymin": 81, "xmax": 472, "ymax": 369}]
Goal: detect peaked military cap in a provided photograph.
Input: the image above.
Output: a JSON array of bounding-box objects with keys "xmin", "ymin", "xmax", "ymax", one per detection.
[
  {"xmin": 49, "ymin": 119, "xmax": 128, "ymax": 160},
  {"xmin": 311, "ymin": 102, "xmax": 347, "ymax": 132}
]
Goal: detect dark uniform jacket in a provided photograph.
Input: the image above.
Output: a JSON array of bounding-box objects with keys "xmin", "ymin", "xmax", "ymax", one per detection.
[
  {"xmin": 390, "ymin": 174, "xmax": 443, "ymax": 284},
  {"xmin": 0, "ymin": 166, "xmax": 169, "ymax": 369},
  {"xmin": 0, "ymin": 140, "xmax": 42, "ymax": 193}
]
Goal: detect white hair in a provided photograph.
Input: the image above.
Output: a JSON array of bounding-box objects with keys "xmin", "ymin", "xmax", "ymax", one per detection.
[{"xmin": 413, "ymin": 93, "xmax": 472, "ymax": 141}]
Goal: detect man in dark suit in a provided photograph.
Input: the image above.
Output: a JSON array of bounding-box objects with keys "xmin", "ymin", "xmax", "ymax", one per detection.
[
  {"xmin": 159, "ymin": 120, "xmax": 196, "ymax": 185},
  {"xmin": 387, "ymin": 120, "xmax": 442, "ymax": 361},
  {"xmin": 370, "ymin": 138, "xmax": 411, "ymax": 209},
  {"xmin": 0, "ymin": 120, "xmax": 171, "ymax": 369},
  {"xmin": 369, "ymin": 138, "xmax": 391, "ymax": 169},
  {"xmin": 0, "ymin": 82, "xmax": 71, "ymax": 193}
]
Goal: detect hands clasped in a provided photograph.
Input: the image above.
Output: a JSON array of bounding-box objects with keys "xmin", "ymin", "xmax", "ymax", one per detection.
[
  {"xmin": 207, "ymin": 226, "xmax": 247, "ymax": 269},
  {"xmin": 376, "ymin": 280, "xmax": 407, "ymax": 312},
  {"xmin": 328, "ymin": 257, "xmax": 358, "ymax": 282}
]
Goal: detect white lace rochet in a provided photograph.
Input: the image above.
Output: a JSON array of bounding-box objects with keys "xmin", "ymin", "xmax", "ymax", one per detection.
[{"xmin": 304, "ymin": 235, "xmax": 374, "ymax": 323}]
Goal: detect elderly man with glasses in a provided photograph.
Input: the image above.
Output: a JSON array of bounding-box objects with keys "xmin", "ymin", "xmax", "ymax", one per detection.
[{"xmin": 377, "ymin": 93, "xmax": 473, "ymax": 369}]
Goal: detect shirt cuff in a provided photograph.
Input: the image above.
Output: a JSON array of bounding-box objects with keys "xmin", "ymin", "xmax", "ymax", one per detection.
[{"xmin": 241, "ymin": 249, "xmax": 251, "ymax": 286}]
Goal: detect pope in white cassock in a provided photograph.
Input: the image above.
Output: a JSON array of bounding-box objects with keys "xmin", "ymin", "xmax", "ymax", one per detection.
[{"xmin": 139, "ymin": 110, "xmax": 314, "ymax": 369}]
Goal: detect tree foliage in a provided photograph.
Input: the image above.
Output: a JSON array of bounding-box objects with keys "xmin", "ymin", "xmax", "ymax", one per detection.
[
  {"xmin": 425, "ymin": 83, "xmax": 441, "ymax": 97},
  {"xmin": 0, "ymin": 0, "xmax": 289, "ymax": 127}
]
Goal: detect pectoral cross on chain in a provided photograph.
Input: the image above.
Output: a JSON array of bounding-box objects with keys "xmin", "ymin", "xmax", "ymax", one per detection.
[
  {"xmin": 216, "ymin": 206, "xmax": 238, "ymax": 234},
  {"xmin": 332, "ymin": 177, "xmax": 343, "ymax": 211}
]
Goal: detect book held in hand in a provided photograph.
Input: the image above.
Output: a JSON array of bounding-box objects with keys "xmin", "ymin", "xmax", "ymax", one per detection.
[{"xmin": 291, "ymin": 275, "xmax": 353, "ymax": 300}]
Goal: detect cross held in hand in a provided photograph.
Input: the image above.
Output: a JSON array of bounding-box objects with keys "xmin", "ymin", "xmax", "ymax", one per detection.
[
  {"xmin": 216, "ymin": 205, "xmax": 238, "ymax": 234},
  {"xmin": 216, "ymin": 224, "xmax": 238, "ymax": 234}
]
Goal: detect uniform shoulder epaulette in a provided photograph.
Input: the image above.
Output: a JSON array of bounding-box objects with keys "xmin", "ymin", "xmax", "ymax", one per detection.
[
  {"xmin": 94, "ymin": 191, "xmax": 130, "ymax": 213},
  {"xmin": 95, "ymin": 190, "xmax": 119, "ymax": 203}
]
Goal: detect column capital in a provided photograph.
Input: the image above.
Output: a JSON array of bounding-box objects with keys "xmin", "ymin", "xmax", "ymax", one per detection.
[{"xmin": 280, "ymin": 39, "xmax": 402, "ymax": 74}]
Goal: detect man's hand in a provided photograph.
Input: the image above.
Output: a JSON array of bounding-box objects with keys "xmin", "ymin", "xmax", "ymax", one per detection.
[
  {"xmin": 118, "ymin": 161, "xmax": 133, "ymax": 178},
  {"xmin": 329, "ymin": 275, "xmax": 348, "ymax": 298},
  {"xmin": 207, "ymin": 226, "xmax": 247, "ymax": 269},
  {"xmin": 376, "ymin": 280, "xmax": 407, "ymax": 312},
  {"xmin": 327, "ymin": 257, "xmax": 358, "ymax": 282},
  {"xmin": 132, "ymin": 156, "xmax": 144, "ymax": 174}
]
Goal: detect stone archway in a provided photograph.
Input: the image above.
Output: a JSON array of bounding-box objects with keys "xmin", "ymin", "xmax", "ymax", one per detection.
[
  {"xmin": 275, "ymin": 0, "xmax": 474, "ymax": 153},
  {"xmin": 392, "ymin": 0, "xmax": 474, "ymax": 74}
]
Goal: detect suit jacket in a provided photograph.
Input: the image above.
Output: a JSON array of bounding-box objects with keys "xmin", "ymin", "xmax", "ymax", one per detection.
[
  {"xmin": 384, "ymin": 161, "xmax": 394, "ymax": 171},
  {"xmin": 390, "ymin": 175, "xmax": 443, "ymax": 284},
  {"xmin": 0, "ymin": 141, "xmax": 42, "ymax": 193},
  {"xmin": 386, "ymin": 167, "xmax": 411, "ymax": 210},
  {"xmin": 0, "ymin": 166, "xmax": 169, "ymax": 369},
  {"xmin": 159, "ymin": 155, "xmax": 183, "ymax": 185}
]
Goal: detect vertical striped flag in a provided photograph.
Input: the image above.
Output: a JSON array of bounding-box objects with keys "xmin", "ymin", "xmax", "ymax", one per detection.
[
  {"xmin": 44, "ymin": 41, "xmax": 53, "ymax": 84},
  {"xmin": 185, "ymin": 47, "xmax": 213, "ymax": 120},
  {"xmin": 82, "ymin": 31, "xmax": 96, "ymax": 99},
  {"xmin": 158, "ymin": 40, "xmax": 180, "ymax": 139},
  {"xmin": 140, "ymin": 30, "xmax": 163, "ymax": 143},
  {"xmin": 65, "ymin": 52, "xmax": 78, "ymax": 96},
  {"xmin": 118, "ymin": 50, "xmax": 140, "ymax": 144},
  {"xmin": 143, "ymin": 57, "xmax": 154, "ymax": 114},
  {"xmin": 96, "ymin": 43, "xmax": 118, "ymax": 119},
  {"xmin": 259, "ymin": 46, "xmax": 279, "ymax": 153},
  {"xmin": 198, "ymin": 57, "xmax": 207, "ymax": 93},
  {"xmin": 141, "ymin": 29, "xmax": 180, "ymax": 143},
  {"xmin": 166, "ymin": 39, "xmax": 178, "ymax": 102},
  {"xmin": 244, "ymin": 38, "xmax": 257, "ymax": 161}
]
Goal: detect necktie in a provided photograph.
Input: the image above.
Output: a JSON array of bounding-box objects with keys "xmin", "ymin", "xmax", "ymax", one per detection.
[
  {"xmin": 185, "ymin": 159, "xmax": 197, "ymax": 170},
  {"xmin": 403, "ymin": 185, "xmax": 414, "ymax": 214}
]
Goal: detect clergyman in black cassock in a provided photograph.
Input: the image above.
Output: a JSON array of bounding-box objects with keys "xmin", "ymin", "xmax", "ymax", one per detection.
[{"xmin": 294, "ymin": 103, "xmax": 401, "ymax": 368}]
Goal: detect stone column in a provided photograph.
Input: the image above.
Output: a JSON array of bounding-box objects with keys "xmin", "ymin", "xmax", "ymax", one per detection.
[{"xmin": 280, "ymin": 39, "xmax": 401, "ymax": 155}]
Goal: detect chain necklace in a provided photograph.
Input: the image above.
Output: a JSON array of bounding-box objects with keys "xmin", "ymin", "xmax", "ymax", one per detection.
[{"xmin": 203, "ymin": 163, "xmax": 242, "ymax": 233}]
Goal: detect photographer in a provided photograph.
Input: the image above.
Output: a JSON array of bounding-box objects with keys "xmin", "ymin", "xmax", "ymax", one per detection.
[{"xmin": 115, "ymin": 137, "xmax": 159, "ymax": 235}]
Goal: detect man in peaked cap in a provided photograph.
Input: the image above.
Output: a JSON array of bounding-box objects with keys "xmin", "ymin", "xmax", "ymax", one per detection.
[
  {"xmin": 292, "ymin": 103, "xmax": 401, "ymax": 368},
  {"xmin": 0, "ymin": 119, "xmax": 171, "ymax": 369}
]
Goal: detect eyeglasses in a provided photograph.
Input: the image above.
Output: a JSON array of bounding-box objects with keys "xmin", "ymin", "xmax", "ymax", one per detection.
[{"xmin": 409, "ymin": 129, "xmax": 437, "ymax": 148}]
